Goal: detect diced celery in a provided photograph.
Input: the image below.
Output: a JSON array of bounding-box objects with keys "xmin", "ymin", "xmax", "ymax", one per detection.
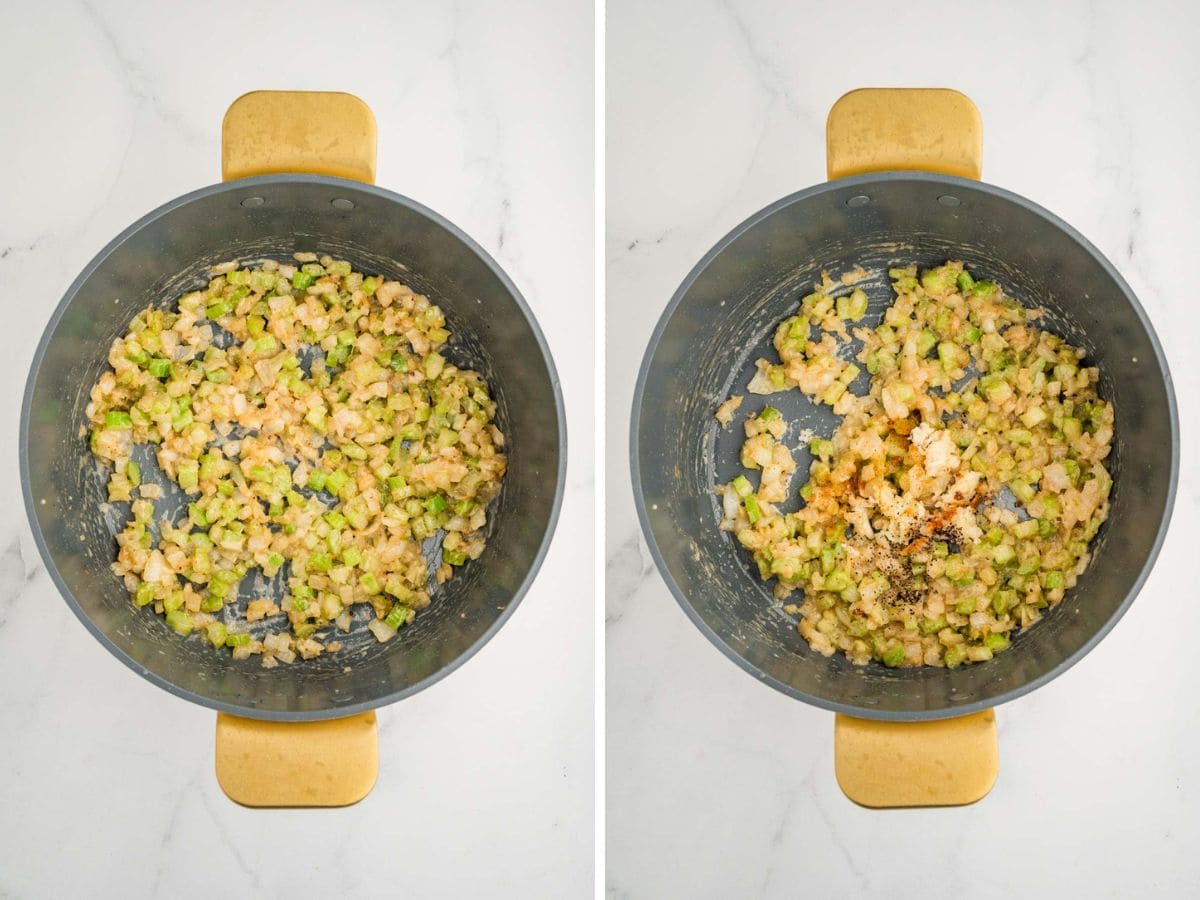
[
  {"xmin": 344, "ymin": 501, "xmax": 369, "ymax": 530},
  {"xmin": 916, "ymin": 330, "xmax": 937, "ymax": 357},
  {"xmin": 944, "ymin": 554, "xmax": 973, "ymax": 586},
  {"xmin": 384, "ymin": 603, "xmax": 411, "ymax": 630},
  {"xmin": 743, "ymin": 494, "xmax": 761, "ymax": 524},
  {"xmin": 134, "ymin": 581, "xmax": 155, "ymax": 607},
  {"xmin": 165, "ymin": 609, "xmax": 194, "ymax": 636},
  {"xmin": 984, "ymin": 633, "xmax": 1010, "ymax": 652},
  {"xmin": 325, "ymin": 470, "xmax": 350, "ymax": 496},
  {"xmin": 1012, "ymin": 519, "xmax": 1039, "ymax": 540},
  {"xmin": 105, "ymin": 410, "xmax": 133, "ymax": 429},
  {"xmin": 921, "ymin": 266, "xmax": 956, "ymax": 295},
  {"xmin": 1020, "ymin": 406, "xmax": 1048, "ymax": 428},
  {"xmin": 424, "ymin": 352, "xmax": 446, "ymax": 380},
  {"xmin": 178, "ymin": 460, "xmax": 199, "ymax": 492},
  {"xmin": 920, "ymin": 615, "xmax": 947, "ymax": 635},
  {"xmin": 823, "ymin": 569, "xmax": 852, "ymax": 593}
]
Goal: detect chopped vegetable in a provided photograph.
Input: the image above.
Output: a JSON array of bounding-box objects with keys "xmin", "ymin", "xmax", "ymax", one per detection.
[
  {"xmin": 85, "ymin": 256, "xmax": 507, "ymax": 666},
  {"xmin": 718, "ymin": 261, "xmax": 1113, "ymax": 668}
]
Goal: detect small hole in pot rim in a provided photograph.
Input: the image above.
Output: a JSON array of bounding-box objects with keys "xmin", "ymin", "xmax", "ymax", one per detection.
[
  {"xmin": 938, "ymin": 194, "xmax": 961, "ymax": 207},
  {"xmin": 331, "ymin": 198, "xmax": 355, "ymax": 211},
  {"xmin": 240, "ymin": 196, "xmax": 265, "ymax": 208},
  {"xmin": 846, "ymin": 195, "xmax": 871, "ymax": 207}
]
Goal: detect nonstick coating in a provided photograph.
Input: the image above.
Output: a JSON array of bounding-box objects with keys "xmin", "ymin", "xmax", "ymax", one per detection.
[
  {"xmin": 22, "ymin": 175, "xmax": 564, "ymax": 721},
  {"xmin": 633, "ymin": 173, "xmax": 1177, "ymax": 720}
]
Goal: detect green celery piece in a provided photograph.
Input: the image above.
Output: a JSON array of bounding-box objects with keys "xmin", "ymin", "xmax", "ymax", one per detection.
[
  {"xmin": 326, "ymin": 470, "xmax": 350, "ymax": 496},
  {"xmin": 984, "ymin": 633, "xmax": 1010, "ymax": 652},
  {"xmin": 165, "ymin": 609, "xmax": 194, "ymax": 636},
  {"xmin": 823, "ymin": 568, "xmax": 852, "ymax": 593},
  {"xmin": 134, "ymin": 581, "xmax": 155, "ymax": 607},
  {"xmin": 206, "ymin": 622, "xmax": 227, "ymax": 649},
  {"xmin": 743, "ymin": 494, "xmax": 761, "ymax": 524},
  {"xmin": 730, "ymin": 475, "xmax": 753, "ymax": 498},
  {"xmin": 200, "ymin": 594, "xmax": 223, "ymax": 612},
  {"xmin": 384, "ymin": 604, "xmax": 408, "ymax": 630}
]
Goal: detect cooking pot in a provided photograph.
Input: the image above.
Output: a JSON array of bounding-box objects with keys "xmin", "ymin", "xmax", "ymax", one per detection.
[
  {"xmin": 631, "ymin": 88, "xmax": 1177, "ymax": 806},
  {"xmin": 21, "ymin": 91, "xmax": 565, "ymax": 806}
]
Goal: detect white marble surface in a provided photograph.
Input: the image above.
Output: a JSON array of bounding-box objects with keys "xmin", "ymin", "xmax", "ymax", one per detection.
[
  {"xmin": 607, "ymin": 1, "xmax": 1200, "ymax": 896},
  {"xmin": 0, "ymin": 1, "xmax": 593, "ymax": 897}
]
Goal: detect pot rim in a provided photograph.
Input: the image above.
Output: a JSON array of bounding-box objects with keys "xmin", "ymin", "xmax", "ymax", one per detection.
[
  {"xmin": 21, "ymin": 173, "xmax": 567, "ymax": 721},
  {"xmin": 630, "ymin": 170, "xmax": 1179, "ymax": 721}
]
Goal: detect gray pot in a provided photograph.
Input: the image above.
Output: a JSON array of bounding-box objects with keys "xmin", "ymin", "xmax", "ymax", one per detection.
[
  {"xmin": 22, "ymin": 174, "xmax": 565, "ymax": 720},
  {"xmin": 632, "ymin": 172, "xmax": 1177, "ymax": 720}
]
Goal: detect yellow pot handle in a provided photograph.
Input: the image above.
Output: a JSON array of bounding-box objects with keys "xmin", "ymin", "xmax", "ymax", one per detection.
[
  {"xmin": 215, "ymin": 711, "xmax": 379, "ymax": 808},
  {"xmin": 826, "ymin": 88, "xmax": 997, "ymax": 808},
  {"xmin": 221, "ymin": 90, "xmax": 377, "ymax": 183},
  {"xmin": 826, "ymin": 87, "xmax": 982, "ymax": 180},
  {"xmin": 834, "ymin": 709, "xmax": 998, "ymax": 808}
]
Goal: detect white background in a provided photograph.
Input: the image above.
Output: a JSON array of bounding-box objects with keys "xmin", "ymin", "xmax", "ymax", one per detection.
[
  {"xmin": 607, "ymin": 1, "xmax": 1200, "ymax": 897},
  {"xmin": 0, "ymin": 1, "xmax": 593, "ymax": 897}
]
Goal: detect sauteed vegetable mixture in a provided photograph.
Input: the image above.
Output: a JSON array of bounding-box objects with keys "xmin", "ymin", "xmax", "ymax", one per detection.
[
  {"xmin": 717, "ymin": 262, "xmax": 1113, "ymax": 668},
  {"xmin": 87, "ymin": 255, "xmax": 506, "ymax": 666}
]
